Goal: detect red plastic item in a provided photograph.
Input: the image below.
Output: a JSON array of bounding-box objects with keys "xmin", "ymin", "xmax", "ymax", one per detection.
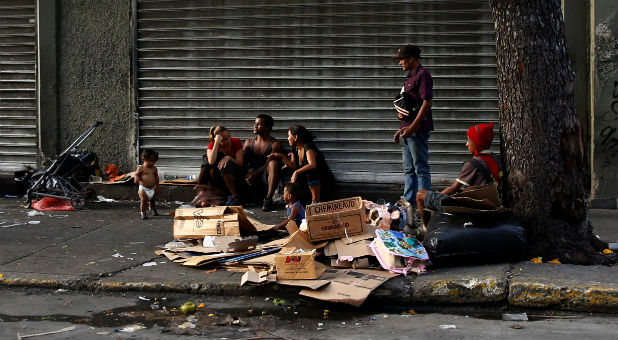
[{"xmin": 31, "ymin": 197, "xmax": 75, "ymax": 211}]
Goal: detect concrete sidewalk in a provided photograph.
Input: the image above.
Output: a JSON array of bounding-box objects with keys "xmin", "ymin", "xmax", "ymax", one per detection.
[{"xmin": 0, "ymin": 196, "xmax": 617, "ymax": 312}]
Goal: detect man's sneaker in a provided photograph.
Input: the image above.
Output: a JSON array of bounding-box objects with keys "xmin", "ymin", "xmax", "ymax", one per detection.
[
  {"xmin": 262, "ymin": 197, "xmax": 274, "ymax": 212},
  {"xmin": 150, "ymin": 207, "xmax": 159, "ymax": 216},
  {"xmin": 225, "ymin": 195, "xmax": 239, "ymax": 205},
  {"xmin": 140, "ymin": 212, "xmax": 148, "ymax": 220}
]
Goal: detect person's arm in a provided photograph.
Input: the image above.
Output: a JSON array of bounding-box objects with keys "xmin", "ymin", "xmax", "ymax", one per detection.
[
  {"xmin": 441, "ymin": 180, "xmax": 462, "ymax": 195},
  {"xmin": 275, "ymin": 204, "xmax": 300, "ymax": 230},
  {"xmin": 207, "ymin": 135, "xmax": 223, "ymax": 164},
  {"xmin": 400, "ymin": 99, "xmax": 432, "ymax": 138},
  {"xmin": 291, "ymin": 149, "xmax": 317, "ymax": 182},
  {"xmin": 133, "ymin": 166, "xmax": 142, "ymax": 184},
  {"xmin": 218, "ymin": 140, "xmax": 244, "ymax": 168},
  {"xmin": 267, "ymin": 151, "xmax": 296, "ymax": 170},
  {"xmin": 154, "ymin": 168, "xmax": 159, "ymax": 187}
]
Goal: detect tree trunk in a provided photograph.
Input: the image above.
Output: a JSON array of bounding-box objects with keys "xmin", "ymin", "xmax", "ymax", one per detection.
[{"xmin": 488, "ymin": 0, "xmax": 610, "ymax": 264}]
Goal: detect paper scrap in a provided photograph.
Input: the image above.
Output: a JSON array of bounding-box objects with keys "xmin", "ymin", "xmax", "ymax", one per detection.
[{"xmin": 143, "ymin": 262, "xmax": 157, "ymax": 267}]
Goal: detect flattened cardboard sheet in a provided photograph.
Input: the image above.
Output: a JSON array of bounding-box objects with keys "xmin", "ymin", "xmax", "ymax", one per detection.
[{"xmin": 300, "ymin": 269, "xmax": 398, "ymax": 307}]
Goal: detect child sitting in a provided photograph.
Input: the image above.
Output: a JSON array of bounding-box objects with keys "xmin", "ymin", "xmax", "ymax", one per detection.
[
  {"xmin": 134, "ymin": 149, "xmax": 160, "ymax": 219},
  {"xmin": 275, "ymin": 182, "xmax": 306, "ymax": 230},
  {"xmin": 416, "ymin": 122, "xmax": 502, "ymax": 230}
]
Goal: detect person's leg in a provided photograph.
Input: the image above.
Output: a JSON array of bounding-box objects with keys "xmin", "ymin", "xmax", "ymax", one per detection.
[
  {"xmin": 265, "ymin": 159, "xmax": 280, "ymax": 199},
  {"xmin": 150, "ymin": 186, "xmax": 159, "ymax": 215},
  {"xmin": 410, "ymin": 131, "xmax": 431, "ymax": 194},
  {"xmin": 401, "ymin": 137, "xmax": 417, "ymax": 204},
  {"xmin": 416, "ymin": 189, "xmax": 430, "ymax": 227},
  {"xmin": 138, "ymin": 189, "xmax": 148, "ymax": 219},
  {"xmin": 309, "ymin": 184, "xmax": 321, "ymax": 203}
]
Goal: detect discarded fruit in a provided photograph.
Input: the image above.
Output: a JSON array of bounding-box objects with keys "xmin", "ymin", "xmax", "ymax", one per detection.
[
  {"xmin": 603, "ymin": 249, "xmax": 613, "ymax": 254},
  {"xmin": 530, "ymin": 257, "xmax": 542, "ymax": 263},
  {"xmin": 180, "ymin": 301, "xmax": 196, "ymax": 315},
  {"xmin": 548, "ymin": 258, "xmax": 561, "ymax": 264}
]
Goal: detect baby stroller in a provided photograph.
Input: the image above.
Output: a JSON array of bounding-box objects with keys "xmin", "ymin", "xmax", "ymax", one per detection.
[{"xmin": 24, "ymin": 122, "xmax": 103, "ymax": 209}]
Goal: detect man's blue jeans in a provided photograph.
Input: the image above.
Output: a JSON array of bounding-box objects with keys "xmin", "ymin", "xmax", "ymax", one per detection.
[{"xmin": 401, "ymin": 131, "xmax": 431, "ymax": 204}]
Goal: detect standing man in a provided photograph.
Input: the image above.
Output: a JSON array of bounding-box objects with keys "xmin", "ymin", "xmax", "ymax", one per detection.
[
  {"xmin": 244, "ymin": 114, "xmax": 282, "ymax": 211},
  {"xmin": 391, "ymin": 44, "xmax": 434, "ymax": 205}
]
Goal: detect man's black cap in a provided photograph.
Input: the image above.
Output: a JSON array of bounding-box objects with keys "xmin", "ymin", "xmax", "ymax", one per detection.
[{"xmin": 391, "ymin": 44, "xmax": 422, "ymax": 60}]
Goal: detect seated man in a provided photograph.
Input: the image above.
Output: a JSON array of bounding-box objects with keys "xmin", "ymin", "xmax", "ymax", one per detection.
[
  {"xmin": 244, "ymin": 114, "xmax": 283, "ymax": 211},
  {"xmin": 416, "ymin": 122, "xmax": 502, "ymax": 230}
]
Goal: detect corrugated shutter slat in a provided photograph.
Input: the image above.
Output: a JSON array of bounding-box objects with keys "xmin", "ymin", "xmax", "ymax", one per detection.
[{"xmin": 136, "ymin": 0, "xmax": 498, "ymax": 183}]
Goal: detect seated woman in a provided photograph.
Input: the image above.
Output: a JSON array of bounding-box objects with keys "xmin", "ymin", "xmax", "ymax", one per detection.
[
  {"xmin": 197, "ymin": 126, "xmax": 244, "ymax": 205},
  {"xmin": 267, "ymin": 125, "xmax": 334, "ymax": 204}
]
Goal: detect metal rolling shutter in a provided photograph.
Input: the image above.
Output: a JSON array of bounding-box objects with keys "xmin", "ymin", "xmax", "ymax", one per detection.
[
  {"xmin": 0, "ymin": 0, "xmax": 37, "ymax": 172},
  {"xmin": 136, "ymin": 0, "xmax": 498, "ymax": 184}
]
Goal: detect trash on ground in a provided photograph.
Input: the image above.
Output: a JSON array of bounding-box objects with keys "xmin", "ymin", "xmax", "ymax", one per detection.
[
  {"xmin": 608, "ymin": 243, "xmax": 618, "ymax": 251},
  {"xmin": 96, "ymin": 195, "xmax": 116, "ymax": 202},
  {"xmin": 118, "ymin": 324, "xmax": 146, "ymax": 332},
  {"xmin": 17, "ymin": 325, "xmax": 77, "ymax": 340},
  {"xmin": 27, "ymin": 210, "xmax": 45, "ymax": 216},
  {"xmin": 603, "ymin": 249, "xmax": 614, "ymax": 254},
  {"xmin": 439, "ymin": 325, "xmax": 457, "ymax": 329},
  {"xmin": 502, "ymin": 313, "xmax": 528, "ymax": 321},
  {"xmin": 31, "ymin": 197, "xmax": 75, "ymax": 211},
  {"xmin": 180, "ymin": 301, "xmax": 197, "ymax": 315},
  {"xmin": 142, "ymin": 261, "xmax": 157, "ymax": 266}
]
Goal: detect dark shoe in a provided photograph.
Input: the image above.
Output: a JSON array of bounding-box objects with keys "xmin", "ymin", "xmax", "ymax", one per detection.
[
  {"xmin": 225, "ymin": 195, "xmax": 239, "ymax": 205},
  {"xmin": 140, "ymin": 212, "xmax": 148, "ymax": 220},
  {"xmin": 150, "ymin": 207, "xmax": 159, "ymax": 216},
  {"xmin": 262, "ymin": 197, "xmax": 274, "ymax": 212}
]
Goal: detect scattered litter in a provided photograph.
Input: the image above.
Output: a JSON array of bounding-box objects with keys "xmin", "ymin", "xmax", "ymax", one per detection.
[
  {"xmin": 609, "ymin": 243, "xmax": 618, "ymax": 251},
  {"xmin": 138, "ymin": 296, "xmax": 150, "ymax": 301},
  {"xmin": 54, "ymin": 289, "xmax": 68, "ymax": 293},
  {"xmin": 180, "ymin": 301, "xmax": 196, "ymax": 315},
  {"xmin": 511, "ymin": 324, "xmax": 523, "ymax": 329},
  {"xmin": 28, "ymin": 221, "xmax": 41, "ymax": 225},
  {"xmin": 112, "ymin": 253, "xmax": 124, "ymax": 258},
  {"xmin": 1, "ymin": 222, "xmax": 24, "ymax": 228},
  {"xmin": 548, "ymin": 258, "xmax": 561, "ymax": 264},
  {"xmin": 0, "ymin": 274, "xmax": 4, "ymax": 278},
  {"xmin": 96, "ymin": 195, "xmax": 117, "ymax": 202},
  {"xmin": 530, "ymin": 257, "xmax": 542, "ymax": 263},
  {"xmin": 197, "ymin": 303, "xmax": 205, "ymax": 309},
  {"xmin": 502, "ymin": 313, "xmax": 528, "ymax": 321},
  {"xmin": 118, "ymin": 325, "xmax": 146, "ymax": 332},
  {"xmin": 48, "ymin": 214, "xmax": 69, "ymax": 218},
  {"xmin": 17, "ymin": 325, "xmax": 77, "ymax": 340},
  {"xmin": 178, "ymin": 321, "xmax": 195, "ymax": 329},
  {"xmin": 27, "ymin": 210, "xmax": 45, "ymax": 216},
  {"xmin": 174, "ymin": 201, "xmax": 183, "ymax": 205},
  {"xmin": 244, "ymin": 209, "xmax": 254, "ymax": 214},
  {"xmin": 603, "ymin": 249, "xmax": 614, "ymax": 254},
  {"xmin": 142, "ymin": 262, "xmax": 157, "ymax": 267},
  {"xmin": 439, "ymin": 325, "xmax": 456, "ymax": 329}
]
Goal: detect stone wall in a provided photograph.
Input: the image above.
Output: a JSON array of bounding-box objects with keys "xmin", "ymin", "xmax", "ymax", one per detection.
[
  {"xmin": 56, "ymin": 0, "xmax": 135, "ymax": 173},
  {"xmin": 592, "ymin": 0, "xmax": 618, "ymax": 208}
]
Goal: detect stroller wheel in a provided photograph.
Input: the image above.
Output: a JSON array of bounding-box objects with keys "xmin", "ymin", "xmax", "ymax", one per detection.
[
  {"xmin": 23, "ymin": 194, "xmax": 32, "ymax": 209},
  {"xmin": 71, "ymin": 193, "xmax": 86, "ymax": 209}
]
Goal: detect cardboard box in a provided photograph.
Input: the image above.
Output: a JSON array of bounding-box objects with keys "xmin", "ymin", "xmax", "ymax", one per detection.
[
  {"xmin": 173, "ymin": 206, "xmax": 255, "ymax": 239},
  {"xmin": 275, "ymin": 247, "xmax": 326, "ymax": 280},
  {"xmin": 305, "ymin": 197, "xmax": 365, "ymax": 242}
]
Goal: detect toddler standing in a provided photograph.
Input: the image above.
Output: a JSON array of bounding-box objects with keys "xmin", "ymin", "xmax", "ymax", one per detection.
[{"xmin": 134, "ymin": 149, "xmax": 159, "ymax": 219}]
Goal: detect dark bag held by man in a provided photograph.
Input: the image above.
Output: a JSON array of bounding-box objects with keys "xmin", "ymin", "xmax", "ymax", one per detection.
[{"xmin": 394, "ymin": 92, "xmax": 421, "ymax": 122}]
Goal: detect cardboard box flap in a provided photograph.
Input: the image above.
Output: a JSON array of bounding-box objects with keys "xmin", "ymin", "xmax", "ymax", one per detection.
[
  {"xmin": 173, "ymin": 206, "xmax": 256, "ymax": 233},
  {"xmin": 306, "ymin": 197, "xmax": 363, "ymax": 218},
  {"xmin": 299, "ymin": 269, "xmax": 398, "ymax": 307},
  {"xmin": 283, "ymin": 230, "xmax": 328, "ymax": 250},
  {"xmin": 334, "ymin": 239, "xmax": 374, "ymax": 258},
  {"xmin": 173, "ymin": 219, "xmax": 240, "ymax": 239},
  {"xmin": 275, "ymin": 247, "xmax": 327, "ymax": 280}
]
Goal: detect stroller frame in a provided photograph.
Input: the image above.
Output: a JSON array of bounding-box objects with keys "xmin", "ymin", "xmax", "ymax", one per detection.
[{"xmin": 24, "ymin": 122, "xmax": 103, "ymax": 209}]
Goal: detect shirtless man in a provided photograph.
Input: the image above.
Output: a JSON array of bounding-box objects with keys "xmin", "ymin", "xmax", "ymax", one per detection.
[
  {"xmin": 244, "ymin": 114, "xmax": 282, "ymax": 211},
  {"xmin": 134, "ymin": 149, "xmax": 159, "ymax": 219}
]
